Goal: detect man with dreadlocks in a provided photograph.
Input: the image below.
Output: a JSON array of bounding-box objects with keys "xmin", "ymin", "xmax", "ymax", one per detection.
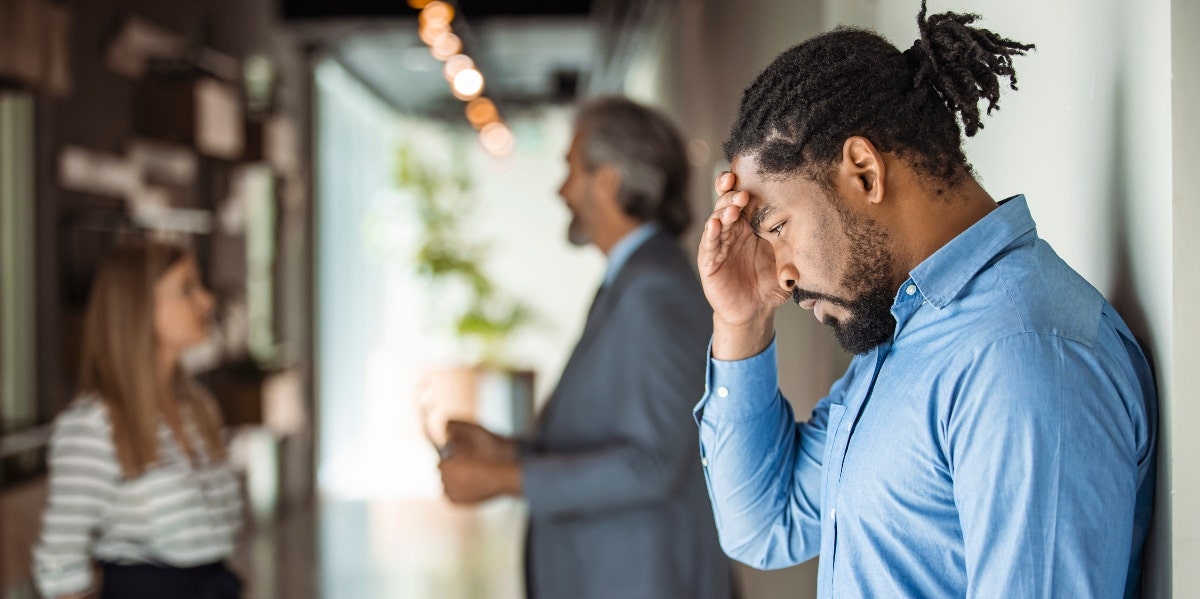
[{"xmin": 693, "ymin": 3, "xmax": 1156, "ymax": 598}]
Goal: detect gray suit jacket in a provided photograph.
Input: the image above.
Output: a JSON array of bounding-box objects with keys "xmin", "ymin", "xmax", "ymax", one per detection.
[{"xmin": 521, "ymin": 232, "xmax": 732, "ymax": 599}]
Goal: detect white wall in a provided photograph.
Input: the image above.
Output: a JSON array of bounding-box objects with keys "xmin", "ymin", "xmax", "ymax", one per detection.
[
  {"xmin": 1170, "ymin": 0, "xmax": 1199, "ymax": 594},
  {"xmin": 865, "ymin": 2, "xmax": 1173, "ymax": 319},
  {"xmin": 868, "ymin": 2, "xmax": 1176, "ymax": 596},
  {"xmin": 632, "ymin": 0, "xmax": 1186, "ymax": 595}
]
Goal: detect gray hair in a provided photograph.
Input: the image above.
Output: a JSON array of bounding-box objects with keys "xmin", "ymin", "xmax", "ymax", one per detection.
[{"xmin": 574, "ymin": 97, "xmax": 691, "ymax": 236}]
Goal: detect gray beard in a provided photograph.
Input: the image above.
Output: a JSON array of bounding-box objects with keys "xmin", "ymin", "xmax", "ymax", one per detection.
[{"xmin": 567, "ymin": 216, "xmax": 590, "ymax": 247}]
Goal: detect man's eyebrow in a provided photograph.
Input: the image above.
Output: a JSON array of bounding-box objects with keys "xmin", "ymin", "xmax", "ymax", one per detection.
[{"xmin": 748, "ymin": 203, "xmax": 775, "ymax": 236}]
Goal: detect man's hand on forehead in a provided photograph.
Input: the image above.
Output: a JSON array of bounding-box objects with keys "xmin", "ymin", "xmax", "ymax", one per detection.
[
  {"xmin": 748, "ymin": 203, "xmax": 775, "ymax": 237},
  {"xmin": 700, "ymin": 168, "xmax": 786, "ymax": 359},
  {"xmin": 715, "ymin": 170, "xmax": 775, "ymax": 236}
]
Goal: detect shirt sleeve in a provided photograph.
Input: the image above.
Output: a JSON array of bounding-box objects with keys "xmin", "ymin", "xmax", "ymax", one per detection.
[
  {"xmin": 33, "ymin": 405, "xmax": 120, "ymax": 598},
  {"xmin": 693, "ymin": 339, "xmax": 856, "ymax": 570},
  {"xmin": 947, "ymin": 332, "xmax": 1148, "ymax": 598}
]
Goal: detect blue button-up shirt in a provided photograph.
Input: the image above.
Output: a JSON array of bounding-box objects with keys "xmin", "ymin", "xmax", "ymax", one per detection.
[{"xmin": 694, "ymin": 196, "xmax": 1157, "ymax": 598}]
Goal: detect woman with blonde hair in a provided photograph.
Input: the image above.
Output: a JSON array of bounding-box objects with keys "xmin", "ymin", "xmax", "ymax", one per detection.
[{"xmin": 33, "ymin": 241, "xmax": 243, "ymax": 599}]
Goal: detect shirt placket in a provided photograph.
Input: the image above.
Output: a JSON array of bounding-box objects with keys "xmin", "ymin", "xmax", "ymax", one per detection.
[
  {"xmin": 820, "ymin": 280, "xmax": 924, "ymax": 597},
  {"xmin": 819, "ymin": 343, "xmax": 887, "ymax": 598}
]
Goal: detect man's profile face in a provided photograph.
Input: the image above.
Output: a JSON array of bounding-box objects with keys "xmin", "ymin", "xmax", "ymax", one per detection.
[
  {"xmin": 557, "ymin": 130, "xmax": 599, "ymax": 247},
  {"xmin": 731, "ymin": 154, "xmax": 899, "ymax": 354}
]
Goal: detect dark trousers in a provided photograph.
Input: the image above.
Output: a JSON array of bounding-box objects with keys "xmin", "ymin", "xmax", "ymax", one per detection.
[{"xmin": 99, "ymin": 561, "xmax": 242, "ymax": 599}]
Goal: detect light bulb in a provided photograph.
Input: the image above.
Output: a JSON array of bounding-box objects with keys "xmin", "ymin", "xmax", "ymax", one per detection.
[
  {"xmin": 430, "ymin": 33, "xmax": 462, "ymax": 61},
  {"xmin": 465, "ymin": 97, "xmax": 499, "ymax": 128},
  {"xmin": 420, "ymin": 1, "xmax": 455, "ymax": 27},
  {"xmin": 480, "ymin": 122, "xmax": 514, "ymax": 157},
  {"xmin": 452, "ymin": 68, "xmax": 484, "ymax": 100},
  {"xmin": 443, "ymin": 54, "xmax": 474, "ymax": 82}
]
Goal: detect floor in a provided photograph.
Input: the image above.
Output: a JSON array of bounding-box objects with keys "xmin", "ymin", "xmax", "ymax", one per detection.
[
  {"xmin": 233, "ymin": 497, "xmax": 527, "ymax": 599},
  {"xmin": 2, "ymin": 489, "xmax": 822, "ymax": 599}
]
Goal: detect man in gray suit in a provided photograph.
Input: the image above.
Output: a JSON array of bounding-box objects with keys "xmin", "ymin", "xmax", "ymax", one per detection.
[{"xmin": 439, "ymin": 97, "xmax": 732, "ymax": 599}]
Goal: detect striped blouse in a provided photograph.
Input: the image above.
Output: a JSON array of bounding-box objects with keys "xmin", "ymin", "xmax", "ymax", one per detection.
[{"xmin": 32, "ymin": 396, "xmax": 243, "ymax": 598}]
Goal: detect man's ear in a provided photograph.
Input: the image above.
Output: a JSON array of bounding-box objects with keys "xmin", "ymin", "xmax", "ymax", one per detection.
[
  {"xmin": 839, "ymin": 136, "xmax": 886, "ymax": 205},
  {"xmin": 593, "ymin": 164, "xmax": 623, "ymax": 207}
]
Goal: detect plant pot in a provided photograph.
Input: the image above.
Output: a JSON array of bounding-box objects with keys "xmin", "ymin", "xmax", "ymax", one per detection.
[{"xmin": 416, "ymin": 365, "xmax": 534, "ymax": 447}]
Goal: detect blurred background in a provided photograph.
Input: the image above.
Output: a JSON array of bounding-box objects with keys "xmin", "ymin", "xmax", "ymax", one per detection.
[{"xmin": 0, "ymin": 0, "xmax": 1195, "ymax": 597}]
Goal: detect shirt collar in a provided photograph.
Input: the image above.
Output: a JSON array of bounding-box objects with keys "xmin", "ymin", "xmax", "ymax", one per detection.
[
  {"xmin": 604, "ymin": 223, "xmax": 659, "ymax": 287},
  {"xmin": 908, "ymin": 195, "xmax": 1037, "ymax": 309}
]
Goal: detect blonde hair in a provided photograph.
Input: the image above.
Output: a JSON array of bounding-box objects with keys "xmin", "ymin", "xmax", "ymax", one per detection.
[{"xmin": 78, "ymin": 241, "xmax": 226, "ymax": 478}]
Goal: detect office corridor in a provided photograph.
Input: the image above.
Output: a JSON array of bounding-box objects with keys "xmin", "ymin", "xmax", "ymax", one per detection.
[{"xmin": 1, "ymin": 0, "xmax": 1196, "ymax": 597}]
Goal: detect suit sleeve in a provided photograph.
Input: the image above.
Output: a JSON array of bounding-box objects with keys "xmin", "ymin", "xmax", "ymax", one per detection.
[{"xmin": 521, "ymin": 278, "xmax": 709, "ymax": 518}]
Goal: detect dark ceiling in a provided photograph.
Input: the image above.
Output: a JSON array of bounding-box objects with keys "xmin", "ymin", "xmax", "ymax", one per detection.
[
  {"xmin": 281, "ymin": 0, "xmax": 593, "ymax": 20},
  {"xmin": 281, "ymin": 0, "xmax": 660, "ymax": 118},
  {"xmin": 329, "ymin": 17, "xmax": 595, "ymax": 117}
]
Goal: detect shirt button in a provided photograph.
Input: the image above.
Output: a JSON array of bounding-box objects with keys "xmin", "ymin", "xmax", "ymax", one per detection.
[
  {"xmin": 716, "ymin": 386, "xmax": 729, "ymax": 398},
  {"xmin": 905, "ymin": 284, "xmax": 917, "ymax": 296},
  {"xmin": 830, "ymin": 508, "xmax": 836, "ymax": 522},
  {"xmin": 701, "ymin": 456, "xmax": 708, "ymax": 468}
]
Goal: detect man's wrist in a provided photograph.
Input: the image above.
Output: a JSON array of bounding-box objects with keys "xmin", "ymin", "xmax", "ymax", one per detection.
[{"xmin": 712, "ymin": 313, "xmax": 774, "ymax": 361}]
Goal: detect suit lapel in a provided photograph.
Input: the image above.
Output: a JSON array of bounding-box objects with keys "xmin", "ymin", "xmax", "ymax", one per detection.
[
  {"xmin": 573, "ymin": 284, "xmax": 615, "ymax": 358},
  {"xmin": 535, "ymin": 233, "xmax": 674, "ymax": 435},
  {"xmin": 572, "ymin": 233, "xmax": 672, "ymax": 359}
]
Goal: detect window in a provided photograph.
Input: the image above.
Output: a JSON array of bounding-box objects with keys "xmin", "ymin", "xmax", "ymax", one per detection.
[
  {"xmin": 0, "ymin": 91, "xmax": 36, "ymax": 436},
  {"xmin": 0, "ymin": 91, "xmax": 43, "ymax": 488}
]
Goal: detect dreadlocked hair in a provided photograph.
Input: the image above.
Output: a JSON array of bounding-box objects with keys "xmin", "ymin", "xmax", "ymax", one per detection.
[{"xmin": 724, "ymin": 0, "xmax": 1034, "ymax": 187}]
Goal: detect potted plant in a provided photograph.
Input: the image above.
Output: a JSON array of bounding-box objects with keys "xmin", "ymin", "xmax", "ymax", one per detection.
[{"xmin": 394, "ymin": 143, "xmax": 537, "ymax": 440}]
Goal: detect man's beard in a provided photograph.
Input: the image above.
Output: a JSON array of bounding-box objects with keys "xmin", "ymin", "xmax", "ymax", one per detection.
[
  {"xmin": 567, "ymin": 214, "xmax": 590, "ymax": 246},
  {"xmin": 793, "ymin": 206, "xmax": 899, "ymax": 355},
  {"xmin": 793, "ymin": 284, "xmax": 897, "ymax": 355}
]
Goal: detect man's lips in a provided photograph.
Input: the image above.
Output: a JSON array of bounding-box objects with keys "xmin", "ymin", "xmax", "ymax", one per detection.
[{"xmin": 798, "ymin": 299, "xmax": 817, "ymax": 310}]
